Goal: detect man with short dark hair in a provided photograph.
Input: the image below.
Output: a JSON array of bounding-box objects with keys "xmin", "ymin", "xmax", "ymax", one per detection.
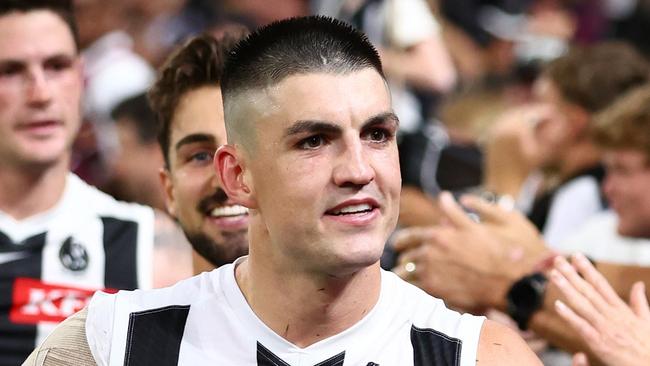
[{"xmin": 25, "ymin": 16, "xmax": 540, "ymax": 365}]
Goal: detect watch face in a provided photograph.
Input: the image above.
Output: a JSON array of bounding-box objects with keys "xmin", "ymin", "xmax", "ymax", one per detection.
[{"xmin": 510, "ymin": 279, "xmax": 541, "ymax": 310}]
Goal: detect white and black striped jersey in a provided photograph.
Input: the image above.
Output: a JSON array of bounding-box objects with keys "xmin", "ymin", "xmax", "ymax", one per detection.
[
  {"xmin": 0, "ymin": 174, "xmax": 154, "ymax": 366},
  {"xmin": 87, "ymin": 259, "xmax": 485, "ymax": 366}
]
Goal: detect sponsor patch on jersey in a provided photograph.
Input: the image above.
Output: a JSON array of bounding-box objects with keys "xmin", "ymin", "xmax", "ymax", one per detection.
[
  {"xmin": 9, "ymin": 277, "xmax": 115, "ymax": 324},
  {"xmin": 59, "ymin": 236, "xmax": 89, "ymax": 271}
]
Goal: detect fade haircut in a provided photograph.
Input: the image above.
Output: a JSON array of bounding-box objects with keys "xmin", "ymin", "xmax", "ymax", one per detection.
[
  {"xmin": 148, "ymin": 33, "xmax": 243, "ymax": 168},
  {"xmin": 544, "ymin": 42, "xmax": 649, "ymax": 114},
  {"xmin": 222, "ymin": 15, "xmax": 384, "ymax": 148},
  {"xmin": 0, "ymin": 0, "xmax": 79, "ymax": 50},
  {"xmin": 592, "ymin": 85, "xmax": 650, "ymax": 162}
]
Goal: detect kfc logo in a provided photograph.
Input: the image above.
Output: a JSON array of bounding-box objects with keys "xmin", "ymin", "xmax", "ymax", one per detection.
[{"xmin": 9, "ymin": 278, "xmax": 114, "ymax": 324}]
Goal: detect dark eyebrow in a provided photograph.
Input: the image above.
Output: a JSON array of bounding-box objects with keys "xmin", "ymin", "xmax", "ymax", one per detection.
[
  {"xmin": 174, "ymin": 133, "xmax": 217, "ymax": 152},
  {"xmin": 283, "ymin": 112, "xmax": 399, "ymax": 139},
  {"xmin": 361, "ymin": 112, "xmax": 400, "ymax": 130},
  {"xmin": 283, "ymin": 120, "xmax": 342, "ymax": 138}
]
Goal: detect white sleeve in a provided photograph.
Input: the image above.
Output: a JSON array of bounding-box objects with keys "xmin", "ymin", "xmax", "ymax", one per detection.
[{"xmin": 86, "ymin": 291, "xmax": 117, "ymax": 366}]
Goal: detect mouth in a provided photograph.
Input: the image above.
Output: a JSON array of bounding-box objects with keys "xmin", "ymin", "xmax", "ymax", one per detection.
[
  {"xmin": 18, "ymin": 120, "xmax": 63, "ymax": 136},
  {"xmin": 205, "ymin": 204, "xmax": 249, "ymax": 231},
  {"xmin": 324, "ymin": 198, "xmax": 380, "ymax": 226}
]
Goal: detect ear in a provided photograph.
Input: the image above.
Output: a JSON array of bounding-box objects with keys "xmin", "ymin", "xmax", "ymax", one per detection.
[
  {"xmin": 159, "ymin": 167, "xmax": 177, "ymax": 218},
  {"xmin": 215, "ymin": 145, "xmax": 257, "ymax": 208}
]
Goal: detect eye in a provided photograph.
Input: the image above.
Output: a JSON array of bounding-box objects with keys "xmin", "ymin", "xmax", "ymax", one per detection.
[
  {"xmin": 365, "ymin": 128, "xmax": 391, "ymax": 143},
  {"xmin": 298, "ymin": 135, "xmax": 326, "ymax": 150},
  {"xmin": 0, "ymin": 63, "xmax": 23, "ymax": 78},
  {"xmin": 44, "ymin": 56, "xmax": 73, "ymax": 73},
  {"xmin": 189, "ymin": 151, "xmax": 213, "ymax": 163}
]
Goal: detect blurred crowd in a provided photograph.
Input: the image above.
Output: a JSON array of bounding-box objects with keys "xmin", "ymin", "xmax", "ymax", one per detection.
[
  {"xmin": 76, "ymin": 0, "xmax": 650, "ymax": 364},
  {"xmin": 8, "ymin": 0, "xmax": 650, "ymax": 365}
]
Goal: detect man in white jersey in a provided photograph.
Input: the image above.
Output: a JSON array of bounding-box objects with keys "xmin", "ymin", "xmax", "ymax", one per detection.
[
  {"xmin": 25, "ymin": 16, "xmax": 540, "ymax": 365},
  {"xmin": 0, "ymin": 2, "xmax": 192, "ymax": 364}
]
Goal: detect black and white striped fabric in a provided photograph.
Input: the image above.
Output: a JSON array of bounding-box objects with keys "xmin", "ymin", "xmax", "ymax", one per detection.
[
  {"xmin": 0, "ymin": 174, "xmax": 154, "ymax": 366},
  {"xmin": 87, "ymin": 259, "xmax": 484, "ymax": 366}
]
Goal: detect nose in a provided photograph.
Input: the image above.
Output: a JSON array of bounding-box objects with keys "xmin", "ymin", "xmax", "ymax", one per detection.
[
  {"xmin": 332, "ymin": 137, "xmax": 375, "ymax": 188},
  {"xmin": 25, "ymin": 67, "xmax": 53, "ymax": 106}
]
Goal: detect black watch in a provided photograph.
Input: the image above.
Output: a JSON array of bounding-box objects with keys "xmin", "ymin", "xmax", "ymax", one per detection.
[{"xmin": 506, "ymin": 272, "xmax": 548, "ymax": 331}]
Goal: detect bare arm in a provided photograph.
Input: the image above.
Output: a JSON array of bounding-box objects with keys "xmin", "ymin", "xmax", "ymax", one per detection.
[{"xmin": 477, "ymin": 320, "xmax": 542, "ymax": 365}]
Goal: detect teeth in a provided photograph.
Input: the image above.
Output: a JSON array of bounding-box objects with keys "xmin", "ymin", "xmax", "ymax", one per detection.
[
  {"xmin": 210, "ymin": 205, "xmax": 249, "ymax": 218},
  {"xmin": 331, "ymin": 203, "xmax": 372, "ymax": 215}
]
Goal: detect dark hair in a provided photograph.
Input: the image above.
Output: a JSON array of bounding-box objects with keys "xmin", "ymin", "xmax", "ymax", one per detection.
[
  {"xmin": 544, "ymin": 42, "xmax": 650, "ymax": 113},
  {"xmin": 148, "ymin": 33, "xmax": 242, "ymax": 167},
  {"xmin": 592, "ymin": 85, "xmax": 650, "ymax": 162},
  {"xmin": 111, "ymin": 93, "xmax": 158, "ymax": 144},
  {"xmin": 221, "ymin": 16, "xmax": 383, "ymax": 146},
  {"xmin": 223, "ymin": 16, "xmax": 383, "ymax": 95},
  {"xmin": 0, "ymin": 0, "xmax": 79, "ymax": 50}
]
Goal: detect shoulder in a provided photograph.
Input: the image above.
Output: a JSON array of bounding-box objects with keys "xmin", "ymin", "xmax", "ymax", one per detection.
[
  {"xmin": 476, "ymin": 320, "xmax": 541, "ymax": 365},
  {"xmin": 22, "ymin": 308, "xmax": 96, "ymax": 366},
  {"xmin": 66, "ymin": 173, "xmax": 154, "ymax": 220}
]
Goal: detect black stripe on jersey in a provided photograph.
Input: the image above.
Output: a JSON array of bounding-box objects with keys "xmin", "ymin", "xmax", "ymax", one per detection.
[
  {"xmin": 102, "ymin": 217, "xmax": 138, "ymax": 290},
  {"xmin": 257, "ymin": 342, "xmax": 291, "ymax": 366},
  {"xmin": 257, "ymin": 342, "xmax": 346, "ymax": 366},
  {"xmin": 123, "ymin": 305, "xmax": 190, "ymax": 366},
  {"xmin": 0, "ymin": 231, "xmax": 46, "ymax": 366},
  {"xmin": 314, "ymin": 351, "xmax": 345, "ymax": 366},
  {"xmin": 411, "ymin": 324, "xmax": 462, "ymax": 366}
]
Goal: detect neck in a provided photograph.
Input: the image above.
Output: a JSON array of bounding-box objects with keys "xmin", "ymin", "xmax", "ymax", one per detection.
[
  {"xmin": 192, "ymin": 250, "xmax": 216, "ymax": 275},
  {"xmin": 557, "ymin": 142, "xmax": 601, "ymax": 181},
  {"xmin": 0, "ymin": 157, "xmax": 70, "ymax": 220},
  {"xmin": 236, "ymin": 232, "xmax": 382, "ymax": 348}
]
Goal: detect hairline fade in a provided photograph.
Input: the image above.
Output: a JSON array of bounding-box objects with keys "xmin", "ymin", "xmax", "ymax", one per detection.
[{"xmin": 221, "ymin": 15, "xmax": 384, "ymax": 150}]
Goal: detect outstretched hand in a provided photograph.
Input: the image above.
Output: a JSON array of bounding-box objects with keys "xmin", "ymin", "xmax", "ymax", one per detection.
[
  {"xmin": 552, "ymin": 254, "xmax": 650, "ymax": 366},
  {"xmin": 392, "ymin": 192, "xmax": 548, "ymax": 312}
]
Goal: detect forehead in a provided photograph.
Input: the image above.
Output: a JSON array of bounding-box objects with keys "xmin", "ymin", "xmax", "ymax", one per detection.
[
  {"xmin": 169, "ymin": 86, "xmax": 226, "ymax": 146},
  {"xmin": 258, "ymin": 69, "xmax": 390, "ymax": 127},
  {"xmin": 0, "ymin": 10, "xmax": 77, "ymax": 60}
]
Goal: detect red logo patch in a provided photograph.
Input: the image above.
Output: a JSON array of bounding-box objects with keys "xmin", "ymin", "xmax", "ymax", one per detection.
[{"xmin": 9, "ymin": 278, "xmax": 116, "ymax": 324}]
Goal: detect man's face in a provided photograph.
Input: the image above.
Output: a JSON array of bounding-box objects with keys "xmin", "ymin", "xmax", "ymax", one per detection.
[
  {"xmin": 161, "ymin": 86, "xmax": 249, "ymax": 267},
  {"xmin": 240, "ymin": 69, "xmax": 401, "ymax": 274},
  {"xmin": 530, "ymin": 76, "xmax": 577, "ymax": 171},
  {"xmin": 602, "ymin": 149, "xmax": 650, "ymax": 238},
  {"xmin": 0, "ymin": 10, "xmax": 82, "ymax": 168}
]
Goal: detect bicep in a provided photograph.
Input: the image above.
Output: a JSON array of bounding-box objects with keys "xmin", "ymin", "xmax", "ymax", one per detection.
[{"xmin": 476, "ymin": 320, "xmax": 542, "ymax": 365}]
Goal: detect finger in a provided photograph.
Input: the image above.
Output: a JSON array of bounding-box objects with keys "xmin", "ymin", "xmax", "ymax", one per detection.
[
  {"xmin": 572, "ymin": 253, "xmax": 623, "ymax": 307},
  {"xmin": 572, "ymin": 352, "xmax": 590, "ymax": 366},
  {"xmin": 555, "ymin": 256, "xmax": 613, "ymax": 318},
  {"xmin": 392, "ymin": 226, "xmax": 436, "ymax": 252},
  {"xmin": 438, "ymin": 191, "xmax": 475, "ymax": 229},
  {"xmin": 459, "ymin": 194, "xmax": 507, "ymax": 224},
  {"xmin": 629, "ymin": 281, "xmax": 650, "ymax": 319},
  {"xmin": 550, "ymin": 263, "xmax": 602, "ymax": 326},
  {"xmin": 554, "ymin": 299, "xmax": 600, "ymax": 345}
]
